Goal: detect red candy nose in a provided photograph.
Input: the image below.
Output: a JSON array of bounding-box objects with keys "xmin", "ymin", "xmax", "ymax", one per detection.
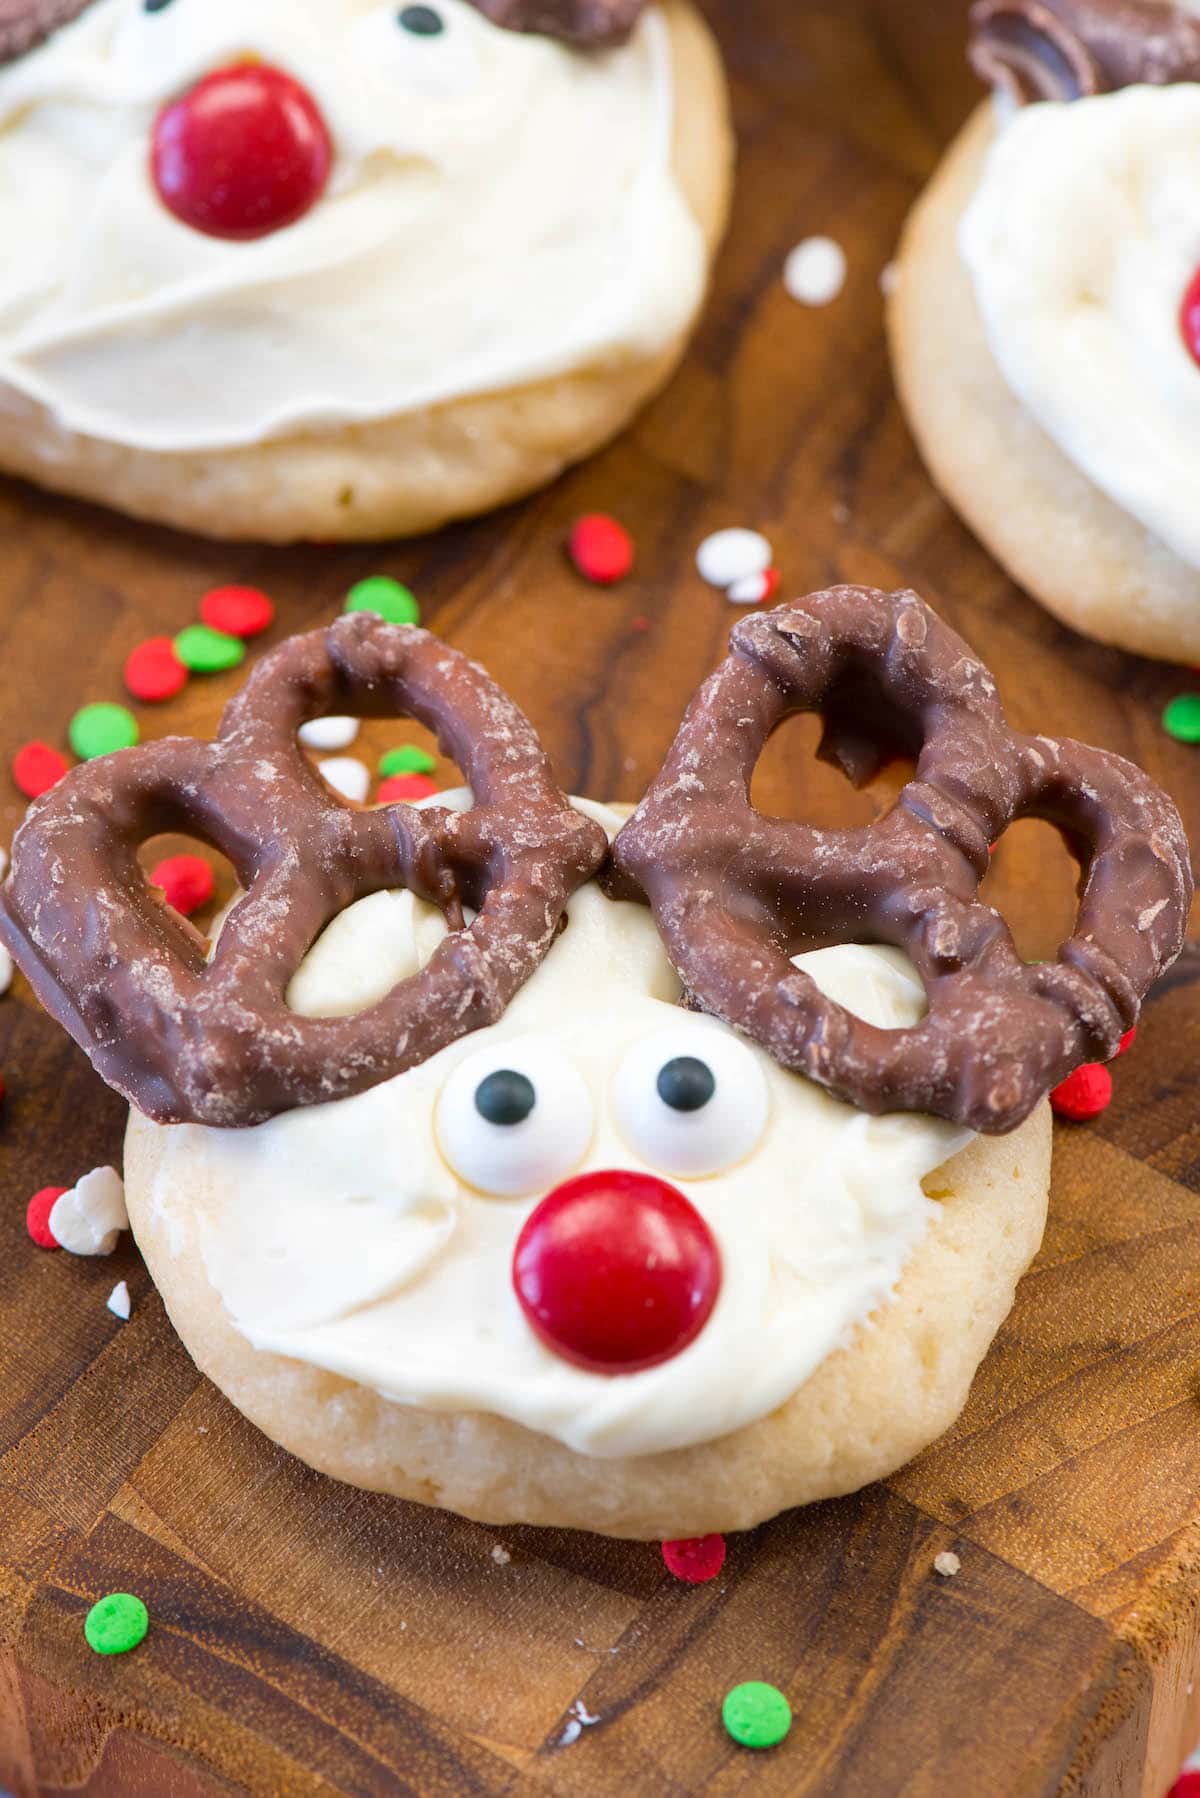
[
  {"xmin": 512, "ymin": 1170, "xmax": 721, "ymax": 1375},
  {"xmin": 151, "ymin": 63, "xmax": 332, "ymax": 242},
  {"xmin": 1182, "ymin": 266, "xmax": 1200, "ymax": 369}
]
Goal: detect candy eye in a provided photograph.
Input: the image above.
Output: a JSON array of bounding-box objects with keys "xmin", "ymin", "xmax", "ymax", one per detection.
[
  {"xmin": 436, "ymin": 1037, "xmax": 593, "ymax": 1197},
  {"xmin": 398, "ymin": 4, "xmax": 445, "ymax": 33},
  {"xmin": 614, "ymin": 1025, "xmax": 769, "ymax": 1179}
]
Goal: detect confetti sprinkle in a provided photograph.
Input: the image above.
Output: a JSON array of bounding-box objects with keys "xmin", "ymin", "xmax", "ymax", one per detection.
[
  {"xmin": 175, "ymin": 623, "xmax": 247, "ymax": 675},
  {"xmin": 26, "ymin": 1186, "xmax": 67, "ymax": 1250},
  {"xmin": 722, "ymin": 1682, "xmax": 792, "ymax": 1751},
  {"xmin": 124, "ymin": 636, "xmax": 188, "ymax": 704},
  {"xmin": 49, "ymin": 1167, "xmax": 128, "ymax": 1257},
  {"xmin": 379, "ymin": 745, "xmax": 437, "ymax": 777},
  {"xmin": 107, "ymin": 1280, "xmax": 132, "ymax": 1322},
  {"xmin": 84, "ymin": 1593, "xmax": 149, "ymax": 1657},
  {"xmin": 345, "ymin": 576, "xmax": 419, "ymax": 626},
  {"xmin": 299, "ymin": 715, "xmax": 360, "ymax": 751},
  {"xmin": 13, "ymin": 740, "xmax": 68, "ymax": 799},
  {"xmin": 150, "ymin": 854, "xmax": 215, "ymax": 917},
  {"xmin": 377, "ymin": 773, "xmax": 439, "ymax": 804},
  {"xmin": 200, "ymin": 585, "xmax": 275, "ymax": 639},
  {"xmin": 783, "ymin": 236, "xmax": 847, "ymax": 307},
  {"xmin": 1050, "ymin": 1063, "xmax": 1113, "ymax": 1122},
  {"xmin": 696, "ymin": 529, "xmax": 772, "ymax": 591},
  {"xmin": 69, "ymin": 703, "xmax": 139, "ymax": 762},
  {"xmin": 319, "ymin": 757, "xmax": 371, "ymax": 804},
  {"xmin": 727, "ymin": 567, "xmax": 781, "ymax": 607},
  {"xmin": 0, "ymin": 942, "xmax": 11, "ymax": 996},
  {"xmin": 1118, "ymin": 1026, "xmax": 1137, "ymax": 1057},
  {"xmin": 934, "ymin": 1551, "xmax": 961, "ymax": 1577},
  {"xmin": 567, "ymin": 514, "xmax": 635, "ymax": 586},
  {"xmin": 661, "ymin": 1535, "xmax": 726, "ymax": 1583},
  {"xmin": 1163, "ymin": 693, "xmax": 1200, "ymax": 744}
]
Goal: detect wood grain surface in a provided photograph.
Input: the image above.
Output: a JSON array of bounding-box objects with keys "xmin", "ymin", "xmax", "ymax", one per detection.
[{"xmin": 2, "ymin": 1, "xmax": 1199, "ymax": 1793}]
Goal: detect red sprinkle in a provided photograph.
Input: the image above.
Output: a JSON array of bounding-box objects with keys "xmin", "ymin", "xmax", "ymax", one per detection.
[
  {"xmin": 150, "ymin": 854, "xmax": 216, "ymax": 916},
  {"xmin": 13, "ymin": 740, "xmax": 69, "ymax": 799},
  {"xmin": 125, "ymin": 636, "xmax": 188, "ymax": 703},
  {"xmin": 568, "ymin": 514, "xmax": 635, "ymax": 586},
  {"xmin": 1118, "ymin": 1026, "xmax": 1137, "ymax": 1057},
  {"xmin": 662, "ymin": 1535, "xmax": 727, "ymax": 1584},
  {"xmin": 377, "ymin": 774, "xmax": 440, "ymax": 805},
  {"xmin": 1050, "ymin": 1063, "xmax": 1113, "ymax": 1122},
  {"xmin": 200, "ymin": 585, "xmax": 275, "ymax": 639},
  {"xmin": 758, "ymin": 566, "xmax": 782, "ymax": 604},
  {"xmin": 27, "ymin": 1186, "xmax": 67, "ymax": 1250}
]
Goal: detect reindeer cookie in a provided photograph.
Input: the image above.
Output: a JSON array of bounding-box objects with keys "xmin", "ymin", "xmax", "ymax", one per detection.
[
  {"xmin": 890, "ymin": 0, "xmax": 1200, "ymax": 663},
  {"xmin": 2, "ymin": 592, "xmax": 1189, "ymax": 1538},
  {"xmin": 0, "ymin": 0, "xmax": 731, "ymax": 543}
]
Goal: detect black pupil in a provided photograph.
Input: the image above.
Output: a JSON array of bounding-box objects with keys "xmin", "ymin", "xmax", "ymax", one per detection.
[
  {"xmin": 475, "ymin": 1070, "xmax": 536, "ymax": 1128},
  {"xmin": 657, "ymin": 1056, "xmax": 716, "ymax": 1114},
  {"xmin": 399, "ymin": 4, "xmax": 445, "ymax": 33},
  {"xmin": 144, "ymin": 0, "xmax": 175, "ymax": 11}
]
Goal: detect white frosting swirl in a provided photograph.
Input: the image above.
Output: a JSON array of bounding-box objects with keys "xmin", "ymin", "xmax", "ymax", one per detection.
[
  {"xmin": 137, "ymin": 800, "xmax": 971, "ymax": 1460},
  {"xmin": 0, "ymin": 0, "xmax": 703, "ymax": 451},
  {"xmin": 961, "ymin": 85, "xmax": 1200, "ymax": 570}
]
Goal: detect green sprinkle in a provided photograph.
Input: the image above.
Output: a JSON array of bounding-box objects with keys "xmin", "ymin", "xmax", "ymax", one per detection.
[
  {"xmin": 379, "ymin": 745, "xmax": 437, "ymax": 777},
  {"xmin": 345, "ymin": 577, "xmax": 420, "ymax": 626},
  {"xmin": 1163, "ymin": 692, "xmax": 1200, "ymax": 744},
  {"xmin": 722, "ymin": 1682, "xmax": 792, "ymax": 1750},
  {"xmin": 175, "ymin": 624, "xmax": 247, "ymax": 675},
  {"xmin": 68, "ymin": 703, "xmax": 139, "ymax": 761},
  {"xmin": 84, "ymin": 1592, "xmax": 149, "ymax": 1657}
]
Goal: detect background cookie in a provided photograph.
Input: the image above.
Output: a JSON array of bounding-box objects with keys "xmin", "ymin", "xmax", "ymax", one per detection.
[
  {"xmin": 0, "ymin": 0, "xmax": 732, "ymax": 543},
  {"xmin": 889, "ymin": 103, "xmax": 1200, "ymax": 666}
]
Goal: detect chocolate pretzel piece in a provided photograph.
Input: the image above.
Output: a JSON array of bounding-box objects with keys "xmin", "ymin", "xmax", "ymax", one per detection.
[
  {"xmin": 0, "ymin": 616, "xmax": 608, "ymax": 1128},
  {"xmin": 969, "ymin": 0, "xmax": 1200, "ymax": 103},
  {"xmin": 0, "ymin": 0, "xmax": 93, "ymax": 62},
  {"xmin": 608, "ymin": 587, "xmax": 1192, "ymax": 1135}
]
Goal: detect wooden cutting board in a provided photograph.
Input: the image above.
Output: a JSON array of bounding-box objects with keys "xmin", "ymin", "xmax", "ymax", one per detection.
[{"xmin": 1, "ymin": 1, "xmax": 1198, "ymax": 1792}]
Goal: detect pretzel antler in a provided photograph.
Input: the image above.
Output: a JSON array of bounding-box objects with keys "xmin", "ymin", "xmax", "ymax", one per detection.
[
  {"xmin": 969, "ymin": 0, "xmax": 1200, "ymax": 102},
  {"xmin": 0, "ymin": 616, "xmax": 608, "ymax": 1128},
  {"xmin": 0, "ymin": 0, "xmax": 94, "ymax": 63},
  {"xmin": 466, "ymin": 0, "xmax": 647, "ymax": 46},
  {"xmin": 608, "ymin": 588, "xmax": 1192, "ymax": 1135}
]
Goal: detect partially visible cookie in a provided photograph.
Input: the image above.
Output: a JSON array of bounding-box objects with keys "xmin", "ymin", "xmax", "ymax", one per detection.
[{"xmin": 890, "ymin": 102, "xmax": 1200, "ymax": 665}]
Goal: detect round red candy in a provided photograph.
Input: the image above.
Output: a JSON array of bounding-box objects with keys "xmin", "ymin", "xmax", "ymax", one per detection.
[
  {"xmin": 27, "ymin": 1186, "xmax": 67, "ymax": 1250},
  {"xmin": 150, "ymin": 854, "xmax": 215, "ymax": 917},
  {"xmin": 662, "ymin": 1535, "xmax": 727, "ymax": 1584},
  {"xmin": 200, "ymin": 586, "xmax": 275, "ymax": 639},
  {"xmin": 1168, "ymin": 1774, "xmax": 1200, "ymax": 1798},
  {"xmin": 568, "ymin": 514, "xmax": 635, "ymax": 586},
  {"xmin": 1182, "ymin": 266, "xmax": 1200, "ymax": 370},
  {"xmin": 125, "ymin": 636, "xmax": 188, "ymax": 704},
  {"xmin": 13, "ymin": 740, "xmax": 68, "ymax": 799},
  {"xmin": 512, "ymin": 1169, "xmax": 721, "ymax": 1374},
  {"xmin": 1050, "ymin": 1062, "xmax": 1113, "ymax": 1122},
  {"xmin": 1117, "ymin": 1026, "xmax": 1137, "ymax": 1057},
  {"xmin": 151, "ymin": 64, "xmax": 332, "ymax": 242},
  {"xmin": 377, "ymin": 774, "xmax": 439, "ymax": 804}
]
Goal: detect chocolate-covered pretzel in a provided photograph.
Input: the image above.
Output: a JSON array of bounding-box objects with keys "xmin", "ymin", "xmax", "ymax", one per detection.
[
  {"xmin": 607, "ymin": 588, "xmax": 1192, "ymax": 1135},
  {"xmin": 0, "ymin": 0, "xmax": 93, "ymax": 62},
  {"xmin": 969, "ymin": 0, "xmax": 1200, "ymax": 103},
  {"xmin": 0, "ymin": 616, "xmax": 608, "ymax": 1128}
]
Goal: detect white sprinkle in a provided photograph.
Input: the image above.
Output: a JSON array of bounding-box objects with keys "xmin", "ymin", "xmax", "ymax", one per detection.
[
  {"xmin": 558, "ymin": 1720, "xmax": 583, "ymax": 1748},
  {"xmin": 299, "ymin": 716, "xmax": 360, "ymax": 752},
  {"xmin": 696, "ymin": 528, "xmax": 772, "ymax": 590},
  {"xmin": 491, "ymin": 1544, "xmax": 511, "ymax": 1565},
  {"xmin": 783, "ymin": 236, "xmax": 847, "ymax": 307},
  {"xmin": 727, "ymin": 570, "xmax": 772, "ymax": 606},
  {"xmin": 318, "ymin": 757, "xmax": 371, "ymax": 804},
  {"xmin": 880, "ymin": 260, "xmax": 900, "ymax": 297},
  {"xmin": 0, "ymin": 942, "xmax": 12, "ymax": 996},
  {"xmin": 934, "ymin": 1551, "xmax": 961, "ymax": 1578},
  {"xmin": 49, "ymin": 1167, "xmax": 128, "ymax": 1256},
  {"xmin": 107, "ymin": 1280, "xmax": 131, "ymax": 1322}
]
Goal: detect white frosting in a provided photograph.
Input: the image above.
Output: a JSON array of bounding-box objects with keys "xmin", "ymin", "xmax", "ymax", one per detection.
[
  {"xmin": 137, "ymin": 799, "xmax": 972, "ymax": 1459},
  {"xmin": 961, "ymin": 85, "xmax": 1200, "ymax": 570},
  {"xmin": 0, "ymin": 0, "xmax": 703, "ymax": 452}
]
